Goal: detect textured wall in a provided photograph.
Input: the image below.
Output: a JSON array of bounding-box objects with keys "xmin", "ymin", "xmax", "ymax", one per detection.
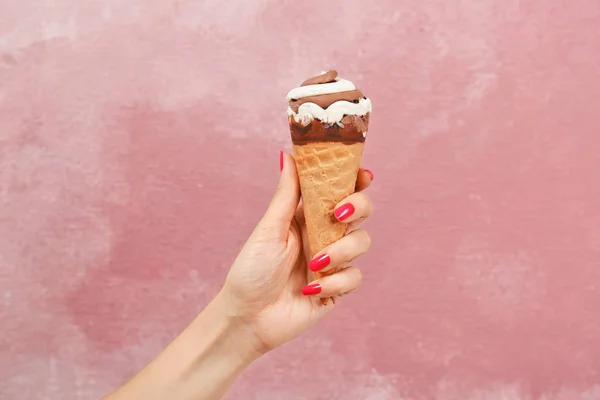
[{"xmin": 1, "ymin": 1, "xmax": 600, "ymax": 399}]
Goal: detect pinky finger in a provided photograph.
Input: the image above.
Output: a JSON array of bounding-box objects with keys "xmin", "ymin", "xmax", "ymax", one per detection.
[{"xmin": 302, "ymin": 267, "xmax": 363, "ymax": 299}]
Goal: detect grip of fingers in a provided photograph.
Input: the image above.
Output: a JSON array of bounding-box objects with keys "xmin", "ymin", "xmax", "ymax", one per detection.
[
  {"xmin": 316, "ymin": 269, "xmax": 337, "ymax": 306},
  {"xmin": 315, "ymin": 268, "xmax": 337, "ymax": 279}
]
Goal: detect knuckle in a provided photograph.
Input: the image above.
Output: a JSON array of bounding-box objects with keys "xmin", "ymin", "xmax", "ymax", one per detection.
[
  {"xmin": 361, "ymin": 230, "xmax": 372, "ymax": 249},
  {"xmin": 339, "ymin": 230, "xmax": 371, "ymax": 264},
  {"xmin": 367, "ymin": 197, "xmax": 374, "ymax": 215},
  {"xmin": 354, "ymin": 229, "xmax": 372, "ymax": 251},
  {"xmin": 355, "ymin": 192, "xmax": 369, "ymax": 207}
]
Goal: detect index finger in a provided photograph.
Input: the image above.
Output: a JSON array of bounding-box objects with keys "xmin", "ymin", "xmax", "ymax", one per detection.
[{"xmin": 355, "ymin": 168, "xmax": 374, "ymax": 192}]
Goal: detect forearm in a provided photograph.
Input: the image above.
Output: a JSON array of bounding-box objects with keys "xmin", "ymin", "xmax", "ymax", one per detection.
[{"xmin": 104, "ymin": 295, "xmax": 261, "ymax": 400}]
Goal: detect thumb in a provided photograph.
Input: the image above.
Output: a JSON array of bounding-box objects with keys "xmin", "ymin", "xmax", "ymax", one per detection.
[{"xmin": 258, "ymin": 151, "xmax": 301, "ymax": 238}]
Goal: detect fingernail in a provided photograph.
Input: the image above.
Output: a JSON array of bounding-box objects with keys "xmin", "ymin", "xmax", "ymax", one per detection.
[
  {"xmin": 280, "ymin": 151, "xmax": 284, "ymax": 171},
  {"xmin": 309, "ymin": 254, "xmax": 330, "ymax": 272},
  {"xmin": 364, "ymin": 169, "xmax": 374, "ymax": 181},
  {"xmin": 302, "ymin": 283, "xmax": 322, "ymax": 296},
  {"xmin": 334, "ymin": 203, "xmax": 355, "ymax": 221}
]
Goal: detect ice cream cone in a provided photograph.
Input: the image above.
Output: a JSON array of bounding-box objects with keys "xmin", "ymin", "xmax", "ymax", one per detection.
[
  {"xmin": 293, "ymin": 141, "xmax": 363, "ymax": 259},
  {"xmin": 286, "ymin": 70, "xmax": 371, "ymax": 305}
]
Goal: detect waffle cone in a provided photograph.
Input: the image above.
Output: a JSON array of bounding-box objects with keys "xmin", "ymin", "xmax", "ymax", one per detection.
[{"xmin": 293, "ymin": 141, "xmax": 364, "ymax": 304}]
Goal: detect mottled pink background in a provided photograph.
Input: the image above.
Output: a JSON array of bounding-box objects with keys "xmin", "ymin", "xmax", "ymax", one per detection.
[{"xmin": 1, "ymin": 1, "xmax": 600, "ymax": 399}]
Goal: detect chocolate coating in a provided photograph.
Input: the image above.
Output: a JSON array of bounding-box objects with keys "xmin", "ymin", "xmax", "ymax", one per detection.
[
  {"xmin": 300, "ymin": 70, "xmax": 338, "ymax": 86},
  {"xmin": 288, "ymin": 70, "xmax": 370, "ymax": 145},
  {"xmin": 289, "ymin": 114, "xmax": 369, "ymax": 145}
]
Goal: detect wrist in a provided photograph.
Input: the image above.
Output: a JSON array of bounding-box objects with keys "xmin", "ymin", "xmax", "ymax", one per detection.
[
  {"xmin": 189, "ymin": 292, "xmax": 264, "ymax": 367},
  {"xmin": 107, "ymin": 294, "xmax": 262, "ymax": 400}
]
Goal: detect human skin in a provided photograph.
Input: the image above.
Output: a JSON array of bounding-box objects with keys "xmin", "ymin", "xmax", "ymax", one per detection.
[{"xmin": 103, "ymin": 151, "xmax": 374, "ymax": 400}]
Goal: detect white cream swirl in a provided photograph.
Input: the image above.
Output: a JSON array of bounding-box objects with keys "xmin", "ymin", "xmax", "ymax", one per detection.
[
  {"xmin": 286, "ymin": 72, "xmax": 372, "ymax": 125},
  {"xmin": 287, "ymin": 97, "xmax": 372, "ymax": 125}
]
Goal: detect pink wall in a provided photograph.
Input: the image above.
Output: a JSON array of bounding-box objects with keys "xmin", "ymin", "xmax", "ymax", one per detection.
[{"xmin": 2, "ymin": 1, "xmax": 600, "ymax": 398}]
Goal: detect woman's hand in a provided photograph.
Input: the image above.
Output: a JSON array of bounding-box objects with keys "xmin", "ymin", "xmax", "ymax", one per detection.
[
  {"xmin": 216, "ymin": 151, "xmax": 374, "ymax": 355},
  {"xmin": 104, "ymin": 151, "xmax": 374, "ymax": 400}
]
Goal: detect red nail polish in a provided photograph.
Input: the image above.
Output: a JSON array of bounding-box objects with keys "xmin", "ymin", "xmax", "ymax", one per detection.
[
  {"xmin": 364, "ymin": 169, "xmax": 374, "ymax": 181},
  {"xmin": 309, "ymin": 254, "xmax": 330, "ymax": 272},
  {"xmin": 334, "ymin": 203, "xmax": 355, "ymax": 221},
  {"xmin": 302, "ymin": 283, "xmax": 322, "ymax": 296},
  {"xmin": 280, "ymin": 151, "xmax": 284, "ymax": 171}
]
